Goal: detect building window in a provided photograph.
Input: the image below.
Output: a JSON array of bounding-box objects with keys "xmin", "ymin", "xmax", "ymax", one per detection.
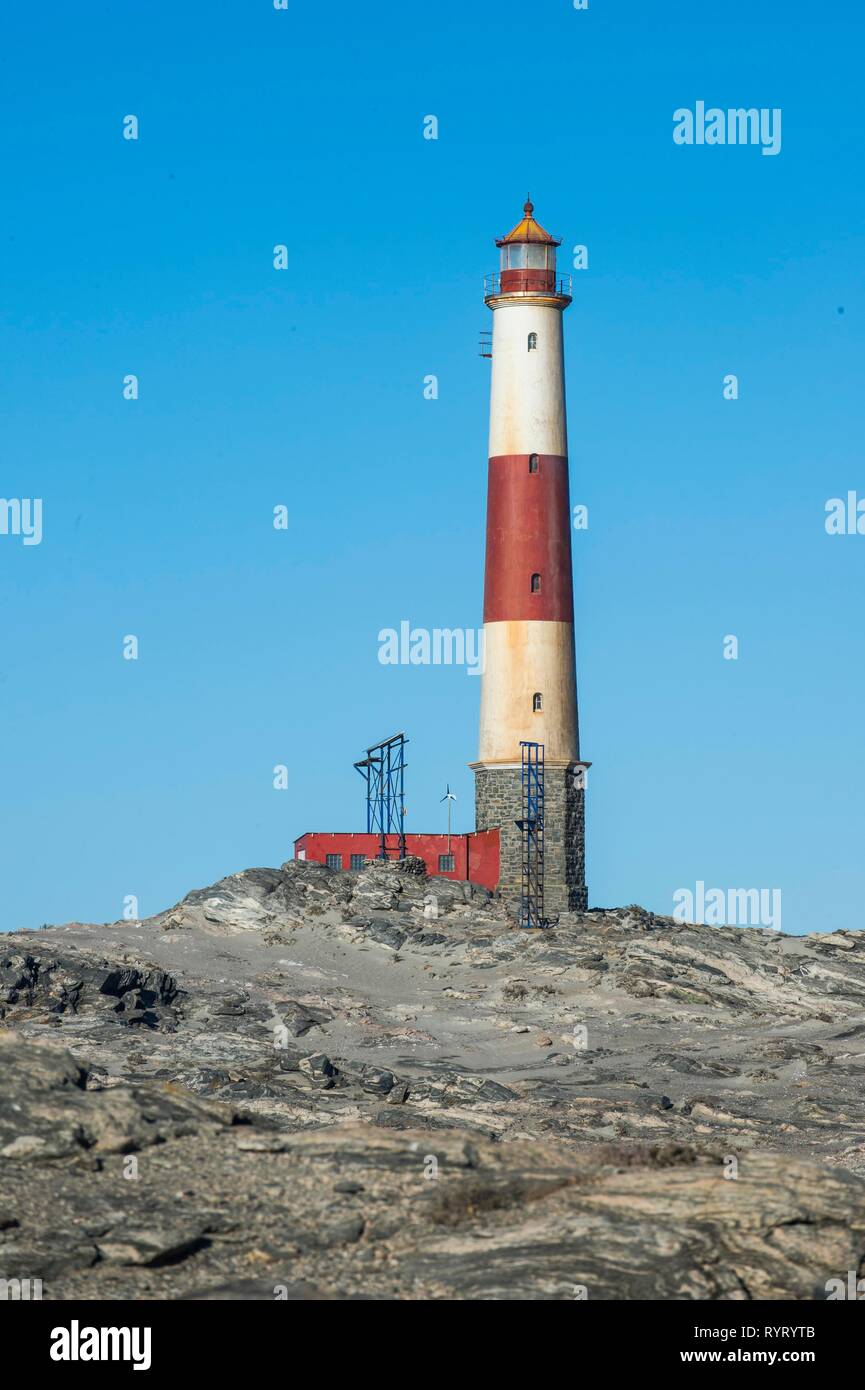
[
  {"xmin": 527, "ymin": 332, "xmax": 538, "ymax": 351},
  {"xmin": 349, "ymin": 854, "xmax": 365, "ymax": 871},
  {"xmin": 325, "ymin": 854, "xmax": 342, "ymax": 870},
  {"xmin": 529, "ymin": 454, "xmax": 539, "ymax": 473},
  {"xmin": 533, "ymin": 692, "xmax": 543, "ymax": 712},
  {"xmin": 526, "ymin": 245, "xmax": 550, "ymax": 270},
  {"xmin": 438, "ymin": 853, "xmax": 455, "ymax": 872},
  {"xmin": 531, "ymin": 572, "xmax": 541, "ymax": 593}
]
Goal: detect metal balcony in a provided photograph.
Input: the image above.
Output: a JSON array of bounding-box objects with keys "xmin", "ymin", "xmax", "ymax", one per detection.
[{"xmin": 484, "ymin": 272, "xmax": 573, "ymax": 300}]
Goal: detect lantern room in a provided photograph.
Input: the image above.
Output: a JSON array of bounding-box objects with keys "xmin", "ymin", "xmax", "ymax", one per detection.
[{"xmin": 495, "ymin": 199, "xmax": 560, "ymax": 295}]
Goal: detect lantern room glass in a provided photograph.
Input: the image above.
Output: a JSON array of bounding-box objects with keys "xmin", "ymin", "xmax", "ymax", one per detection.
[{"xmin": 500, "ymin": 244, "xmax": 555, "ymax": 271}]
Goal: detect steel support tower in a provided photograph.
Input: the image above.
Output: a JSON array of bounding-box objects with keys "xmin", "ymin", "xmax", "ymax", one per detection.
[
  {"xmin": 516, "ymin": 740, "xmax": 546, "ymax": 928},
  {"xmin": 354, "ymin": 732, "xmax": 408, "ymax": 860}
]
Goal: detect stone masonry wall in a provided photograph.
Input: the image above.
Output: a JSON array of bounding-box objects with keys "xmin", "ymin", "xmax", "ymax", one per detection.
[{"xmin": 474, "ymin": 763, "xmax": 587, "ymax": 916}]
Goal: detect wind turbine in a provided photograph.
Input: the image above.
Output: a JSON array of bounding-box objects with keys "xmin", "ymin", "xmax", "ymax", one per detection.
[{"xmin": 440, "ymin": 784, "xmax": 457, "ymax": 854}]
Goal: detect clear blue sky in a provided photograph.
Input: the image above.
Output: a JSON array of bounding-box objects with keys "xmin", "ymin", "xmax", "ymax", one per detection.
[{"xmin": 1, "ymin": 1, "xmax": 862, "ymax": 933}]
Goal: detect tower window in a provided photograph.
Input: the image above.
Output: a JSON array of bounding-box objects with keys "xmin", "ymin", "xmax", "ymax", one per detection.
[
  {"xmin": 533, "ymin": 692, "xmax": 543, "ymax": 712},
  {"xmin": 531, "ymin": 572, "xmax": 541, "ymax": 593},
  {"xmin": 527, "ymin": 332, "xmax": 538, "ymax": 351},
  {"xmin": 529, "ymin": 454, "xmax": 539, "ymax": 473}
]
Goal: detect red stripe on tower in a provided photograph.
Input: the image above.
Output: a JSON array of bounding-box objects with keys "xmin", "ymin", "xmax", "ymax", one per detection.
[{"xmin": 484, "ymin": 453, "xmax": 574, "ymax": 623}]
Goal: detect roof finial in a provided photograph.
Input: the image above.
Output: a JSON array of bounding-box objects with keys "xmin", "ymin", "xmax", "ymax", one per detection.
[{"xmin": 495, "ymin": 200, "xmax": 559, "ymax": 248}]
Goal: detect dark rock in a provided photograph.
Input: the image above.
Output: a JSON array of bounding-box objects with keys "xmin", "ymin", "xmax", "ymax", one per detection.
[
  {"xmin": 317, "ymin": 1216, "xmax": 365, "ymax": 1247},
  {"xmin": 367, "ymin": 923, "xmax": 406, "ymax": 951},
  {"xmin": 280, "ymin": 1000, "xmax": 331, "ymax": 1037},
  {"xmin": 299, "ymin": 1054, "xmax": 337, "ymax": 1089},
  {"xmin": 96, "ymin": 1228, "xmax": 210, "ymax": 1267},
  {"xmin": 358, "ymin": 1066, "xmax": 396, "ymax": 1096},
  {"xmin": 0, "ymin": 1036, "xmax": 237, "ymax": 1162}
]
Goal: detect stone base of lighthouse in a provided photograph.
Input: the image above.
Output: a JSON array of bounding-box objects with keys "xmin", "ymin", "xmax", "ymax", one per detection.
[{"xmin": 472, "ymin": 761, "xmax": 587, "ymax": 915}]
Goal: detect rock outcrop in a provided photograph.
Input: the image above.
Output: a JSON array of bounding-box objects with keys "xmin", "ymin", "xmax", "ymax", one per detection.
[{"xmin": 2, "ymin": 858, "xmax": 865, "ymax": 1299}]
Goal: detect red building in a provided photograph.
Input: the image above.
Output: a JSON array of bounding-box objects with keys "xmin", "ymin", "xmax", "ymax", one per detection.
[{"xmin": 294, "ymin": 830, "xmax": 500, "ymax": 892}]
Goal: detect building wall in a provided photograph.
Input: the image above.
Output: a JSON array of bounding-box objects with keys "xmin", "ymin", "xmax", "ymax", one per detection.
[
  {"xmin": 294, "ymin": 830, "xmax": 500, "ymax": 892},
  {"xmin": 473, "ymin": 762, "xmax": 587, "ymax": 914},
  {"xmin": 466, "ymin": 828, "xmax": 500, "ymax": 890}
]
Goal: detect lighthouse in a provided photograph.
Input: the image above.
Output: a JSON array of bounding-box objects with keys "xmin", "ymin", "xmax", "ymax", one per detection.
[{"xmin": 471, "ymin": 200, "xmax": 589, "ymax": 914}]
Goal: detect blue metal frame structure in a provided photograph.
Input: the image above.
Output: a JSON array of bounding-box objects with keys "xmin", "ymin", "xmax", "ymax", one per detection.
[
  {"xmin": 354, "ymin": 732, "xmax": 408, "ymax": 860},
  {"xmin": 516, "ymin": 740, "xmax": 546, "ymax": 928}
]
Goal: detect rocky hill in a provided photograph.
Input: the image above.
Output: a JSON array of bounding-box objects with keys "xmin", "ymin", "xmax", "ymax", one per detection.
[{"xmin": 2, "ymin": 857, "xmax": 865, "ymax": 1300}]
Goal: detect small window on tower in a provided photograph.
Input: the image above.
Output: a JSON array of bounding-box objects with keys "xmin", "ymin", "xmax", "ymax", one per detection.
[
  {"xmin": 527, "ymin": 332, "xmax": 538, "ymax": 351},
  {"xmin": 531, "ymin": 572, "xmax": 541, "ymax": 593},
  {"xmin": 529, "ymin": 454, "xmax": 539, "ymax": 473},
  {"xmin": 533, "ymin": 692, "xmax": 543, "ymax": 712}
]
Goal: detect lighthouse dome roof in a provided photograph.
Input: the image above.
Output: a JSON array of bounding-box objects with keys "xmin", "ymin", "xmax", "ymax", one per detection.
[{"xmin": 495, "ymin": 199, "xmax": 561, "ymax": 248}]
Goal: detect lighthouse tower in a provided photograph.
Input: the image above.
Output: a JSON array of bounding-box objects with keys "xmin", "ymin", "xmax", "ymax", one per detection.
[{"xmin": 471, "ymin": 201, "xmax": 589, "ymax": 914}]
